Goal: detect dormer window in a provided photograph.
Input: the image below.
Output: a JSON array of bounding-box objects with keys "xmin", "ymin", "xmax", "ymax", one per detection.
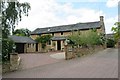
[
  {"xmin": 48, "ymin": 29, "xmax": 50, "ymax": 31},
  {"xmin": 52, "ymin": 33, "xmax": 54, "ymax": 36}
]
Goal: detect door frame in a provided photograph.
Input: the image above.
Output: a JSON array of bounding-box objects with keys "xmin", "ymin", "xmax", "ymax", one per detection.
[
  {"xmin": 57, "ymin": 40, "xmax": 61, "ymax": 50},
  {"xmin": 15, "ymin": 43, "xmax": 25, "ymax": 53}
]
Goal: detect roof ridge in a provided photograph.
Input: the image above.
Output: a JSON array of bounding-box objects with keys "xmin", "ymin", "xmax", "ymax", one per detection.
[
  {"xmin": 31, "ymin": 21, "xmax": 101, "ymax": 35},
  {"xmin": 36, "ymin": 21, "xmax": 100, "ymax": 29},
  {"xmin": 9, "ymin": 35, "xmax": 36, "ymax": 43},
  {"xmin": 11, "ymin": 35, "xmax": 30, "ymax": 38},
  {"xmin": 77, "ymin": 21, "xmax": 100, "ymax": 24}
]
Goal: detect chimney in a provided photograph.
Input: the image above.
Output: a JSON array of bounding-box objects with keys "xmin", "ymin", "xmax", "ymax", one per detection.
[
  {"xmin": 99, "ymin": 16, "xmax": 106, "ymax": 34},
  {"xmin": 100, "ymin": 16, "xmax": 104, "ymax": 22}
]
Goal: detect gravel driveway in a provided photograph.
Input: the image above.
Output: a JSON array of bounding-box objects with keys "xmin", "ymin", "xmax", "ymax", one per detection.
[
  {"xmin": 3, "ymin": 48, "xmax": 118, "ymax": 78},
  {"xmin": 18, "ymin": 52, "xmax": 65, "ymax": 70}
]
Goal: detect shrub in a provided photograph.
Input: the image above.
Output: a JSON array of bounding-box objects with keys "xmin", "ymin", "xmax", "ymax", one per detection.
[
  {"xmin": 2, "ymin": 38, "xmax": 14, "ymax": 62},
  {"xmin": 86, "ymin": 30, "xmax": 102, "ymax": 45},
  {"xmin": 68, "ymin": 30, "xmax": 102, "ymax": 47},
  {"xmin": 106, "ymin": 38, "xmax": 115, "ymax": 48}
]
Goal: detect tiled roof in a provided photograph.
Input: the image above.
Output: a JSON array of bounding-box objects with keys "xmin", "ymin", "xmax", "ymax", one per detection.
[
  {"xmin": 31, "ymin": 21, "xmax": 101, "ymax": 35},
  {"xmin": 51, "ymin": 36, "xmax": 67, "ymax": 41},
  {"xmin": 9, "ymin": 35, "xmax": 36, "ymax": 43}
]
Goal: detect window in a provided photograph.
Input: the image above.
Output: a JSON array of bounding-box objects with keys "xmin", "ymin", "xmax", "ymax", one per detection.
[
  {"xmin": 48, "ymin": 40, "xmax": 51, "ymax": 45},
  {"xmin": 28, "ymin": 44, "xmax": 29, "ymax": 47},
  {"xmin": 52, "ymin": 33, "xmax": 54, "ymax": 36},
  {"xmin": 28, "ymin": 44, "xmax": 31, "ymax": 48},
  {"xmin": 38, "ymin": 34, "xmax": 41, "ymax": 36},
  {"xmin": 32, "ymin": 44, "xmax": 34, "ymax": 47},
  {"xmin": 61, "ymin": 32, "xmax": 63, "ymax": 35}
]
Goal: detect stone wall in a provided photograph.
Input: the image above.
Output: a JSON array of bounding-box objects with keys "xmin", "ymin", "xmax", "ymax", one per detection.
[
  {"xmin": 2, "ymin": 62, "xmax": 10, "ymax": 73},
  {"xmin": 64, "ymin": 45, "xmax": 75, "ymax": 60},
  {"xmin": 10, "ymin": 53, "xmax": 20, "ymax": 71},
  {"xmin": 24, "ymin": 43, "xmax": 36, "ymax": 53},
  {"xmin": 30, "ymin": 28, "xmax": 104, "ymax": 52},
  {"xmin": 75, "ymin": 45, "xmax": 104, "ymax": 57},
  {"xmin": 2, "ymin": 53, "xmax": 21, "ymax": 73},
  {"xmin": 65, "ymin": 45, "xmax": 104, "ymax": 60},
  {"xmin": 30, "ymin": 35, "xmax": 38, "ymax": 40}
]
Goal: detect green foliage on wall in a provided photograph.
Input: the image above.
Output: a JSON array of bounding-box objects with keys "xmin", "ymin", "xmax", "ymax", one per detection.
[
  {"xmin": 35, "ymin": 35, "xmax": 52, "ymax": 49},
  {"xmin": 68, "ymin": 29, "xmax": 103, "ymax": 47},
  {"xmin": 106, "ymin": 38, "xmax": 115, "ymax": 48},
  {"xmin": 111, "ymin": 22, "xmax": 120, "ymax": 42},
  {"xmin": 2, "ymin": 39, "xmax": 14, "ymax": 62}
]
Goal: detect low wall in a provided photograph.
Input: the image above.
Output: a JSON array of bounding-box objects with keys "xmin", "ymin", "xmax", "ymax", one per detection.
[
  {"xmin": 2, "ymin": 53, "xmax": 21, "ymax": 73},
  {"xmin": 75, "ymin": 45, "xmax": 104, "ymax": 57},
  {"xmin": 65, "ymin": 45, "xmax": 104, "ymax": 60},
  {"xmin": 2, "ymin": 62, "xmax": 10, "ymax": 73},
  {"xmin": 64, "ymin": 45, "xmax": 75, "ymax": 60}
]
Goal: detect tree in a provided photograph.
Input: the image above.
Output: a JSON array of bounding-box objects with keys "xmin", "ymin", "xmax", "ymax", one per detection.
[
  {"xmin": 2, "ymin": 1, "xmax": 31, "ymax": 36},
  {"xmin": 111, "ymin": 22, "xmax": 120, "ymax": 42},
  {"xmin": 13, "ymin": 28, "xmax": 31, "ymax": 37},
  {"xmin": 1, "ymin": 1, "xmax": 31, "ymax": 61}
]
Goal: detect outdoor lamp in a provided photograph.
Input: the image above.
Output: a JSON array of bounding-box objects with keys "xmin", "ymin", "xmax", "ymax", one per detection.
[
  {"xmin": 65, "ymin": 39, "xmax": 68, "ymax": 46},
  {"xmin": 65, "ymin": 39, "xmax": 70, "ymax": 46},
  {"xmin": 13, "ymin": 45, "xmax": 16, "ymax": 50}
]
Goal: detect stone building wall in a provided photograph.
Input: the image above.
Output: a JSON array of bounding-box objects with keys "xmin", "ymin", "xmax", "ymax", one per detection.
[
  {"xmin": 30, "ymin": 26, "xmax": 104, "ymax": 52},
  {"xmin": 24, "ymin": 43, "xmax": 36, "ymax": 53}
]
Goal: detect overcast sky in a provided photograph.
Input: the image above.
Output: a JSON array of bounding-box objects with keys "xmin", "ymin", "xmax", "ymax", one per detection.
[{"xmin": 18, "ymin": 0, "xmax": 119, "ymax": 34}]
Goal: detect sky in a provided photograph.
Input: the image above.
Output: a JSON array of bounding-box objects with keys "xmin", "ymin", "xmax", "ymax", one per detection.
[{"xmin": 18, "ymin": 0, "xmax": 119, "ymax": 34}]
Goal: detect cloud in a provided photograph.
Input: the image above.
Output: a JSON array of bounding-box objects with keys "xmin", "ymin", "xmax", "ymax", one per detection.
[
  {"xmin": 106, "ymin": 0, "xmax": 119, "ymax": 7},
  {"xmin": 18, "ymin": 0, "xmax": 108, "ymax": 33},
  {"xmin": 105, "ymin": 16, "xmax": 118, "ymax": 33},
  {"xmin": 55, "ymin": 0, "xmax": 107, "ymax": 2}
]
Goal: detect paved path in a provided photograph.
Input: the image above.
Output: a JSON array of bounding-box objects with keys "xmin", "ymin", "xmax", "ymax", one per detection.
[
  {"xmin": 3, "ymin": 48, "xmax": 118, "ymax": 78},
  {"xmin": 50, "ymin": 52, "xmax": 65, "ymax": 59}
]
